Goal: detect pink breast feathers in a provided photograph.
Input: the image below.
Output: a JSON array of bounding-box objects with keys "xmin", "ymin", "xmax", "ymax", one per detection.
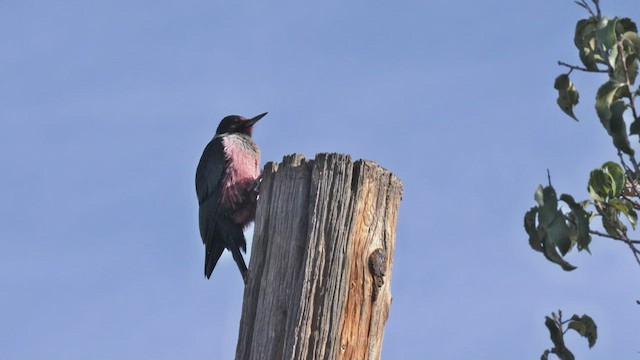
[{"xmin": 221, "ymin": 135, "xmax": 260, "ymax": 226}]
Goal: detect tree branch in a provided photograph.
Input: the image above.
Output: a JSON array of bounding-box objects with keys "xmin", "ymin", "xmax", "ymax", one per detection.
[
  {"xmin": 558, "ymin": 61, "xmax": 608, "ymax": 73},
  {"xmin": 564, "ymin": 212, "xmax": 640, "ymax": 244},
  {"xmin": 589, "ymin": 229, "xmax": 640, "ymax": 244},
  {"xmin": 592, "ymin": 0, "xmax": 602, "ymax": 18},
  {"xmin": 617, "ymin": 151, "xmax": 637, "ymax": 180}
]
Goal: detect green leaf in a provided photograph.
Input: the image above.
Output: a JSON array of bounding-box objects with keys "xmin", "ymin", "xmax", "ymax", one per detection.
[
  {"xmin": 560, "ymin": 194, "xmax": 592, "ymax": 252},
  {"xmin": 595, "ymin": 81, "xmax": 629, "ymax": 152},
  {"xmin": 535, "ymin": 184, "xmax": 545, "ymax": 206},
  {"xmin": 595, "ymin": 81, "xmax": 624, "ymax": 128},
  {"xmin": 525, "ymin": 207, "xmax": 543, "ymax": 252},
  {"xmin": 537, "ymin": 185, "xmax": 559, "ymax": 227},
  {"xmin": 626, "ymin": 53, "xmax": 639, "ymax": 85},
  {"xmin": 547, "ymin": 213, "xmax": 573, "ymax": 256},
  {"xmin": 588, "ymin": 168, "xmax": 610, "ymax": 201},
  {"xmin": 543, "ymin": 233, "xmax": 577, "ymax": 271},
  {"xmin": 544, "ymin": 316, "xmax": 575, "ymax": 360},
  {"xmin": 595, "ymin": 17, "xmax": 618, "ymax": 51},
  {"xmin": 602, "ymin": 161, "xmax": 625, "ymax": 197},
  {"xmin": 568, "ymin": 314, "xmax": 598, "ymax": 348},
  {"xmin": 607, "ymin": 197, "xmax": 627, "ymax": 212},
  {"xmin": 616, "ymin": 18, "xmax": 638, "ymax": 34},
  {"xmin": 613, "ymin": 47, "xmax": 639, "ymax": 85},
  {"xmin": 545, "ymin": 316, "xmax": 563, "ymax": 349},
  {"xmin": 574, "ymin": 19, "xmax": 592, "ymax": 49},
  {"xmin": 619, "ymin": 30, "xmax": 639, "ymax": 86},
  {"xmin": 536, "ymin": 185, "xmax": 574, "ymax": 256},
  {"xmin": 632, "ymin": 121, "xmax": 640, "ymax": 138},
  {"xmin": 602, "ymin": 204, "xmax": 627, "ymax": 236},
  {"xmin": 554, "ymin": 74, "xmax": 580, "ymax": 121},
  {"xmin": 529, "ymin": 186, "xmax": 577, "ymax": 270},
  {"xmin": 540, "ymin": 349, "xmax": 550, "ymax": 360},
  {"xmin": 608, "ymin": 100, "xmax": 634, "ymax": 155},
  {"xmin": 609, "ymin": 198, "xmax": 638, "ymax": 228},
  {"xmin": 608, "ymin": 44, "xmax": 619, "ymax": 70},
  {"xmin": 623, "ymin": 31, "xmax": 640, "ymax": 56},
  {"xmin": 630, "ymin": 118, "xmax": 640, "ymax": 137},
  {"xmin": 574, "ymin": 18, "xmax": 602, "ymax": 70},
  {"xmin": 626, "ymin": 203, "xmax": 638, "ymax": 228}
]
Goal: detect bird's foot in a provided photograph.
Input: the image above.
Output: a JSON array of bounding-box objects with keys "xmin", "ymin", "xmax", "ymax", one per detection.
[{"xmin": 252, "ymin": 173, "xmax": 263, "ymax": 194}]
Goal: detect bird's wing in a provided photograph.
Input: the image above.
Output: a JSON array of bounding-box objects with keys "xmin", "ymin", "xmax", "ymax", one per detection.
[
  {"xmin": 196, "ymin": 136, "xmax": 229, "ymax": 279},
  {"xmin": 195, "ymin": 136, "xmax": 226, "ymax": 205},
  {"xmin": 196, "ymin": 136, "xmax": 227, "ymax": 245}
]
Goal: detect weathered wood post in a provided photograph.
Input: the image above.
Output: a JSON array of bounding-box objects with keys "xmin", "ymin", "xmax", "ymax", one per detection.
[{"xmin": 235, "ymin": 153, "xmax": 403, "ymax": 360}]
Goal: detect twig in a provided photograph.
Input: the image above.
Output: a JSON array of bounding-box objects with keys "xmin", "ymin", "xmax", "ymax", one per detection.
[
  {"xmin": 617, "ymin": 151, "xmax": 640, "ymax": 204},
  {"xmin": 617, "ymin": 40, "xmax": 640, "ymax": 128},
  {"xmin": 618, "ymin": 150, "xmax": 631, "ymax": 173},
  {"xmin": 589, "ymin": 229, "xmax": 640, "ymax": 244},
  {"xmin": 629, "ymin": 156, "xmax": 640, "ymax": 175},
  {"xmin": 621, "ymin": 194, "xmax": 640, "ymax": 210},
  {"xmin": 594, "ymin": 202, "xmax": 640, "ymax": 266},
  {"xmin": 575, "ymin": 0, "xmax": 596, "ymax": 18},
  {"xmin": 616, "ymin": 40, "xmax": 640, "ymax": 182},
  {"xmin": 564, "ymin": 212, "xmax": 640, "ymax": 244},
  {"xmin": 592, "ymin": 0, "xmax": 602, "ymax": 18},
  {"xmin": 556, "ymin": 310, "xmax": 566, "ymax": 335},
  {"xmin": 558, "ymin": 61, "xmax": 608, "ymax": 73}
]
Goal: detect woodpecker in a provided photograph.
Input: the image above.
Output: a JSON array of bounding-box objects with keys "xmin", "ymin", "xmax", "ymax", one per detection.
[{"xmin": 195, "ymin": 112, "xmax": 267, "ymax": 283}]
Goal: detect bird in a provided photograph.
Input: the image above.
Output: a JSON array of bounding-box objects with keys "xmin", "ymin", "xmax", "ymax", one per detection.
[{"xmin": 195, "ymin": 112, "xmax": 267, "ymax": 283}]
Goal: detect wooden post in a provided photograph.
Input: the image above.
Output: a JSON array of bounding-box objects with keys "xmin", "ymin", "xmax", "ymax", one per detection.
[{"xmin": 235, "ymin": 153, "xmax": 403, "ymax": 360}]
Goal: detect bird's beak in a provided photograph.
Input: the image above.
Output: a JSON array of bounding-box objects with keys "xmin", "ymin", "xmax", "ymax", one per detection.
[{"xmin": 244, "ymin": 112, "xmax": 267, "ymax": 127}]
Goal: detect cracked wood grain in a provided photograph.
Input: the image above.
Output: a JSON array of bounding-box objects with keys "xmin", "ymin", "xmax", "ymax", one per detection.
[{"xmin": 235, "ymin": 153, "xmax": 403, "ymax": 360}]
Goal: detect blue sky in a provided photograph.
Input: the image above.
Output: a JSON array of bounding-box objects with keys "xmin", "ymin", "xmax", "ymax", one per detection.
[{"xmin": 2, "ymin": 1, "xmax": 639, "ymax": 359}]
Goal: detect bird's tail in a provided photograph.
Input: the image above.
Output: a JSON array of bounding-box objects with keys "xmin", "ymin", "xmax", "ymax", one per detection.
[
  {"xmin": 204, "ymin": 218, "xmax": 248, "ymax": 280},
  {"xmin": 216, "ymin": 218, "xmax": 248, "ymax": 281},
  {"xmin": 205, "ymin": 242, "xmax": 225, "ymax": 279}
]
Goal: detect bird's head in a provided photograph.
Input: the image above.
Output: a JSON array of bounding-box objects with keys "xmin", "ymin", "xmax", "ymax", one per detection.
[{"xmin": 216, "ymin": 112, "xmax": 267, "ymax": 136}]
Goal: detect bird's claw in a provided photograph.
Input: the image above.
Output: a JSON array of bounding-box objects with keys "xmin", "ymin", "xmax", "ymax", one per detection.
[{"xmin": 252, "ymin": 173, "xmax": 263, "ymax": 194}]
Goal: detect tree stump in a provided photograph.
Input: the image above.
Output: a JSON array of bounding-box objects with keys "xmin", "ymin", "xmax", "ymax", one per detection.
[{"xmin": 235, "ymin": 153, "xmax": 403, "ymax": 360}]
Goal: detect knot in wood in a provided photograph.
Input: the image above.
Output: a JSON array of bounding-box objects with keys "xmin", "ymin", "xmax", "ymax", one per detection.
[{"xmin": 368, "ymin": 248, "xmax": 387, "ymax": 301}]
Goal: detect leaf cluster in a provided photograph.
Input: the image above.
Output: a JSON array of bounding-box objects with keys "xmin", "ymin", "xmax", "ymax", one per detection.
[
  {"xmin": 556, "ymin": 15, "xmax": 640, "ymax": 155},
  {"xmin": 525, "ymin": 162, "xmax": 638, "ymax": 270},
  {"xmin": 525, "ymin": 186, "xmax": 590, "ymax": 271},
  {"xmin": 541, "ymin": 311, "xmax": 597, "ymax": 360},
  {"xmin": 526, "ymin": 1, "xmax": 640, "ymax": 358},
  {"xmin": 534, "ymin": 0, "xmax": 640, "ymax": 271}
]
